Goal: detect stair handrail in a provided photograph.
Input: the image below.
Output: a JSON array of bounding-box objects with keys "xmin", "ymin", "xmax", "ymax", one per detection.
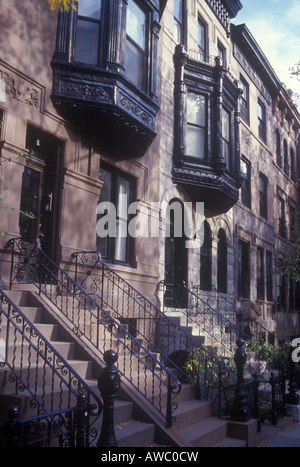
[
  {"xmin": 6, "ymin": 237, "xmax": 182, "ymax": 429},
  {"xmin": 71, "ymin": 250, "xmax": 235, "ymax": 412},
  {"xmin": 0, "ymin": 288, "xmax": 101, "ymax": 432},
  {"xmin": 188, "ymin": 284, "xmax": 287, "ymax": 373},
  {"xmin": 206, "ymin": 286, "xmax": 288, "ymax": 348}
]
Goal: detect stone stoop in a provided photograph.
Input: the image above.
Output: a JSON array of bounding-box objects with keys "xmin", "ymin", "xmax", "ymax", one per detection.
[{"xmin": 0, "ymin": 289, "xmax": 257, "ymax": 448}]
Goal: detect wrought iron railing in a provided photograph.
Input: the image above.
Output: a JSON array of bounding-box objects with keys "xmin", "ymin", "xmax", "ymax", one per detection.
[
  {"xmin": 180, "ymin": 284, "xmax": 287, "ymax": 376},
  {"xmin": 71, "ymin": 250, "xmax": 235, "ymax": 415},
  {"xmin": 1, "ymin": 398, "xmax": 96, "ymax": 447},
  {"xmin": 0, "ymin": 288, "xmax": 101, "ymax": 446},
  {"xmin": 6, "ymin": 238, "xmax": 182, "ymax": 429}
]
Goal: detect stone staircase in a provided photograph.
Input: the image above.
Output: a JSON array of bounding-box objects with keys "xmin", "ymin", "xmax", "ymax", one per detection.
[{"xmin": 0, "ymin": 288, "xmax": 256, "ymax": 447}]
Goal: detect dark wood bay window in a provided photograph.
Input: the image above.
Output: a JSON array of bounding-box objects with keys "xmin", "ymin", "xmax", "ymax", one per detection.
[
  {"xmin": 172, "ymin": 45, "xmax": 242, "ymax": 216},
  {"xmin": 52, "ymin": 0, "xmax": 161, "ymax": 158}
]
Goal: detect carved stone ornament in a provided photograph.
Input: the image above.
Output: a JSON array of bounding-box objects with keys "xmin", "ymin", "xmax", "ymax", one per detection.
[{"xmin": 0, "ymin": 69, "xmax": 40, "ymax": 108}]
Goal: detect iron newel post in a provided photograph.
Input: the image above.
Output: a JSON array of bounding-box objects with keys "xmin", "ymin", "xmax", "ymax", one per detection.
[
  {"xmin": 231, "ymin": 338, "xmax": 251, "ymax": 423},
  {"xmin": 97, "ymin": 350, "xmax": 121, "ymax": 447}
]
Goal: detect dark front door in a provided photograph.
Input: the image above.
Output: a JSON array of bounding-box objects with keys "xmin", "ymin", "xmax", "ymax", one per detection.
[
  {"xmin": 19, "ymin": 128, "xmax": 61, "ymax": 261},
  {"xmin": 164, "ymin": 200, "xmax": 188, "ymax": 308}
]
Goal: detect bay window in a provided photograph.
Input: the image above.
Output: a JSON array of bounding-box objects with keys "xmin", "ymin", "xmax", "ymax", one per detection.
[{"xmin": 52, "ymin": 0, "xmax": 161, "ymax": 157}]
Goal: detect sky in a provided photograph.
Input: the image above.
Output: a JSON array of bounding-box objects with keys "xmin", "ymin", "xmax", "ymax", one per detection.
[{"xmin": 232, "ymin": 0, "xmax": 300, "ymax": 100}]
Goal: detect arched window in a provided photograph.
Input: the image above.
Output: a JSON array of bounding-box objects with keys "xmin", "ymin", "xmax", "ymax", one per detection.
[
  {"xmin": 217, "ymin": 229, "xmax": 227, "ymax": 293},
  {"xmin": 200, "ymin": 221, "xmax": 212, "ymax": 291}
]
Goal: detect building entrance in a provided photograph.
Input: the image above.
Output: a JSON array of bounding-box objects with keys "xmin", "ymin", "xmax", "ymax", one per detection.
[{"xmin": 19, "ymin": 126, "xmax": 62, "ymax": 262}]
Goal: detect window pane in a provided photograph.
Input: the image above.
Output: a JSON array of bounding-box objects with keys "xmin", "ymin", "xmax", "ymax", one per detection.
[
  {"xmin": 222, "ymin": 109, "xmax": 230, "ymax": 142},
  {"xmin": 173, "ymin": 20, "xmax": 182, "ymax": 44},
  {"xmin": 174, "ymin": 0, "xmax": 183, "ymax": 23},
  {"xmin": 125, "ymin": 0, "xmax": 146, "ymax": 90},
  {"xmin": 78, "ymin": 0, "xmax": 101, "ymax": 19},
  {"xmin": 126, "ymin": 0, "xmax": 145, "ymax": 50},
  {"xmin": 117, "ymin": 178, "xmax": 130, "ymax": 221},
  {"xmin": 97, "ymin": 168, "xmax": 112, "ymax": 259},
  {"xmin": 75, "ymin": 20, "xmax": 100, "ymax": 64},
  {"xmin": 186, "ymin": 126, "xmax": 205, "ymax": 158},
  {"xmin": 124, "ymin": 39, "xmax": 145, "ymax": 89},
  {"xmin": 115, "ymin": 177, "xmax": 130, "ymax": 262},
  {"xmin": 173, "ymin": 0, "xmax": 182, "ymax": 43},
  {"xmin": 198, "ymin": 20, "xmax": 206, "ymax": 54},
  {"xmin": 187, "ymin": 93, "xmax": 206, "ymax": 126}
]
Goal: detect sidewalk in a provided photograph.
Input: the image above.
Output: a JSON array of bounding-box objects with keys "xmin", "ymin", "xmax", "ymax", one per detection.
[{"xmin": 260, "ymin": 422, "xmax": 300, "ymax": 447}]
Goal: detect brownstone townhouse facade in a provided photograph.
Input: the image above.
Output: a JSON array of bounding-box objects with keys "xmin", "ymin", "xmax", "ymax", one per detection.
[{"xmin": 0, "ymin": 0, "xmax": 300, "ymax": 345}]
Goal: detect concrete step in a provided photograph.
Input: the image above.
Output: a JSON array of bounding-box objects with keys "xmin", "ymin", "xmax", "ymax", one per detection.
[
  {"xmin": 173, "ymin": 399, "xmax": 213, "ymax": 430},
  {"xmin": 178, "ymin": 417, "xmax": 228, "ymax": 447},
  {"xmin": 115, "ymin": 419, "xmax": 156, "ymax": 447}
]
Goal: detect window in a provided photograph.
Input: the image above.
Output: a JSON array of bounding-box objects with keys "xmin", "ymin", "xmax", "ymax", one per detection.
[
  {"xmin": 97, "ymin": 164, "xmax": 136, "ymax": 264},
  {"xmin": 276, "ymin": 130, "xmax": 281, "ymax": 167},
  {"xmin": 124, "ymin": 0, "xmax": 147, "ymax": 91},
  {"xmin": 200, "ymin": 221, "xmax": 212, "ymax": 291},
  {"xmin": 173, "ymin": 0, "xmax": 183, "ymax": 44},
  {"xmin": 198, "ymin": 17, "xmax": 208, "ymax": 62},
  {"xmin": 283, "ymin": 139, "xmax": 289, "ymax": 175},
  {"xmin": 266, "ymin": 251, "xmax": 273, "ymax": 301},
  {"xmin": 186, "ymin": 92, "xmax": 207, "ymax": 159},
  {"xmin": 278, "ymin": 196, "xmax": 286, "ymax": 238},
  {"xmin": 239, "ymin": 76, "xmax": 249, "ymax": 124},
  {"xmin": 257, "ymin": 99, "xmax": 266, "ymax": 143},
  {"xmin": 257, "ymin": 247, "xmax": 265, "ymax": 300},
  {"xmin": 259, "ymin": 173, "xmax": 268, "ymax": 220},
  {"xmin": 277, "ymin": 273, "xmax": 286, "ymax": 309},
  {"xmin": 74, "ymin": 0, "xmax": 102, "ymax": 65},
  {"xmin": 238, "ymin": 240, "xmax": 250, "ymax": 298},
  {"xmin": 217, "ymin": 229, "xmax": 227, "ymax": 293},
  {"xmin": 290, "ymin": 205, "xmax": 296, "ymax": 239},
  {"xmin": 291, "ymin": 148, "xmax": 296, "ymax": 182},
  {"xmin": 240, "ymin": 157, "xmax": 251, "ymax": 208},
  {"xmin": 217, "ymin": 41, "xmax": 226, "ymax": 67},
  {"xmin": 222, "ymin": 108, "xmax": 231, "ymax": 170}
]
